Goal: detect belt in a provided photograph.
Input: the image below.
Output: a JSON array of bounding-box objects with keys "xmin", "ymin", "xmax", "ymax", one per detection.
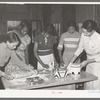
[
  {"xmin": 38, "ymin": 49, "xmax": 51, "ymax": 52},
  {"xmin": 87, "ymin": 52, "xmax": 100, "ymax": 56}
]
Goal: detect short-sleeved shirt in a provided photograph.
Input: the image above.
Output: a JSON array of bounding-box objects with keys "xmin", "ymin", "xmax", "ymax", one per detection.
[
  {"xmin": 34, "ymin": 33, "xmax": 57, "ymax": 55},
  {"xmin": 57, "ymin": 31, "xmax": 80, "ymax": 52}
]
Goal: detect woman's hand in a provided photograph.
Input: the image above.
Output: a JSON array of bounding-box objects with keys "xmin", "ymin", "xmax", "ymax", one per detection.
[
  {"xmin": 3, "ymin": 73, "xmax": 14, "ymax": 80},
  {"xmin": 60, "ymin": 61, "xmax": 65, "ymax": 67},
  {"xmin": 54, "ymin": 62, "xmax": 59, "ymax": 69},
  {"xmin": 80, "ymin": 60, "xmax": 88, "ymax": 68},
  {"xmin": 28, "ymin": 64, "xmax": 34, "ymax": 70},
  {"xmin": 43, "ymin": 64, "xmax": 49, "ymax": 69}
]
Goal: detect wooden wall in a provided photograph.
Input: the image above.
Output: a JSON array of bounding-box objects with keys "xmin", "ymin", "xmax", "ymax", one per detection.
[
  {"xmin": 76, "ymin": 5, "xmax": 95, "ymax": 23},
  {"xmin": 0, "ymin": 4, "xmax": 43, "ymax": 35}
]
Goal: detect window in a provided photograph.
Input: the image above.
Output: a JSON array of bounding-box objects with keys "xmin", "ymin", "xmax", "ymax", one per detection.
[{"xmin": 7, "ymin": 20, "xmax": 21, "ymax": 32}]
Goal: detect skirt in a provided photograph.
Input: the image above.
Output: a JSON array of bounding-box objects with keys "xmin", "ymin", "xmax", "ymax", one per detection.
[{"xmin": 84, "ymin": 62, "xmax": 100, "ymax": 90}]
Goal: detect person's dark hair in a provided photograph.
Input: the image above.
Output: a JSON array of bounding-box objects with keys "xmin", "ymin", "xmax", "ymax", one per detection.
[
  {"xmin": 7, "ymin": 31, "xmax": 21, "ymax": 44},
  {"xmin": 43, "ymin": 23, "xmax": 55, "ymax": 35},
  {"xmin": 82, "ymin": 20, "xmax": 97, "ymax": 32},
  {"xmin": 67, "ymin": 21, "xmax": 78, "ymax": 31},
  {"xmin": 19, "ymin": 20, "xmax": 29, "ymax": 30}
]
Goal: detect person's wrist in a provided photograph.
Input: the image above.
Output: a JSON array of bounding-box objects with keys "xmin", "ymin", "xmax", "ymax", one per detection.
[
  {"xmin": 86, "ymin": 59, "xmax": 91, "ymax": 64},
  {"xmin": 1, "ymin": 72, "xmax": 5, "ymax": 77}
]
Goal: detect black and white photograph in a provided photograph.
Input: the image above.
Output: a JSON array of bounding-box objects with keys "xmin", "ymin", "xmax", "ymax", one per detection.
[{"xmin": 0, "ymin": 1, "xmax": 100, "ymax": 97}]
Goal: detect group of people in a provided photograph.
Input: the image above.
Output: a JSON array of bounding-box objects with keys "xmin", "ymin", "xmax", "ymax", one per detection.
[
  {"xmin": 0, "ymin": 19, "xmax": 100, "ymax": 90},
  {"xmin": 0, "ymin": 20, "xmax": 31, "ymax": 80}
]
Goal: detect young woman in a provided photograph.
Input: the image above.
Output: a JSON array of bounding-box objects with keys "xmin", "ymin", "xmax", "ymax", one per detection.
[
  {"xmin": 34, "ymin": 24, "xmax": 58, "ymax": 70},
  {"xmin": 14, "ymin": 20, "xmax": 31, "ymax": 64},
  {"xmin": 57, "ymin": 21, "xmax": 80, "ymax": 67},
  {"xmin": 0, "ymin": 32, "xmax": 30, "ymax": 80},
  {"xmin": 71, "ymin": 20, "xmax": 100, "ymax": 90}
]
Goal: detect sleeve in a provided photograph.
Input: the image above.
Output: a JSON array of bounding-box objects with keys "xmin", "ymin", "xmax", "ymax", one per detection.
[
  {"xmin": 94, "ymin": 37, "xmax": 100, "ymax": 62},
  {"xmin": 10, "ymin": 50, "xmax": 28, "ymax": 68},
  {"xmin": 74, "ymin": 33, "xmax": 84, "ymax": 56},
  {"xmin": 57, "ymin": 34, "xmax": 64, "ymax": 50}
]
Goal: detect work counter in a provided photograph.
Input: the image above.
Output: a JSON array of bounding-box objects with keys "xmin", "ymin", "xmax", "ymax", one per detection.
[{"xmin": 2, "ymin": 71, "xmax": 98, "ymax": 90}]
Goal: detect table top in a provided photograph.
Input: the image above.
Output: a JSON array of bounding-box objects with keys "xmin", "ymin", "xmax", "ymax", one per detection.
[{"xmin": 2, "ymin": 72, "xmax": 98, "ymax": 90}]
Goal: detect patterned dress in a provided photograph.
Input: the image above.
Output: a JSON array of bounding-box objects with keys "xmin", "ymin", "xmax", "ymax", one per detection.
[{"xmin": 5, "ymin": 32, "xmax": 31, "ymax": 74}]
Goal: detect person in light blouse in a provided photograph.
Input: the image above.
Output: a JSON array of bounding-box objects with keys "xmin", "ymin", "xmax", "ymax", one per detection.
[{"xmin": 71, "ymin": 20, "xmax": 100, "ymax": 90}]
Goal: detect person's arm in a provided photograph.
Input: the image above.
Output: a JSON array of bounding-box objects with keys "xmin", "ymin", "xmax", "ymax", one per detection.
[
  {"xmin": 57, "ymin": 35, "xmax": 64, "ymax": 64},
  {"xmin": 0, "ymin": 70, "xmax": 14, "ymax": 80},
  {"xmin": 80, "ymin": 59, "xmax": 96, "ymax": 68},
  {"xmin": 0, "ymin": 70, "xmax": 5, "ymax": 77},
  {"xmin": 71, "ymin": 34, "xmax": 84, "ymax": 63},
  {"xmin": 11, "ymin": 50, "xmax": 30, "ymax": 70},
  {"xmin": 34, "ymin": 42, "xmax": 49, "ymax": 69}
]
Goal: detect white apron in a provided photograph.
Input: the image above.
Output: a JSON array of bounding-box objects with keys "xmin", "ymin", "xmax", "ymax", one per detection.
[
  {"xmin": 84, "ymin": 54, "xmax": 100, "ymax": 90},
  {"xmin": 37, "ymin": 53, "xmax": 54, "ymax": 70}
]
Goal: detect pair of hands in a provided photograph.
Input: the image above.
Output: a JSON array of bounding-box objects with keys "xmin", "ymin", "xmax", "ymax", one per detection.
[{"xmin": 60, "ymin": 60, "xmax": 89, "ymax": 69}]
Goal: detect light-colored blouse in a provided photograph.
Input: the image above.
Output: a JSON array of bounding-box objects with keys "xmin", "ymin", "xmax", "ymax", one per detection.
[{"xmin": 74, "ymin": 31, "xmax": 100, "ymax": 62}]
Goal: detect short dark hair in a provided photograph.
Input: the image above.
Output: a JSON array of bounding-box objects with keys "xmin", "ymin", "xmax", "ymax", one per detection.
[
  {"xmin": 43, "ymin": 23, "xmax": 55, "ymax": 35},
  {"xmin": 7, "ymin": 31, "xmax": 20, "ymax": 44},
  {"xmin": 67, "ymin": 21, "xmax": 78, "ymax": 31},
  {"xmin": 82, "ymin": 20, "xmax": 97, "ymax": 32}
]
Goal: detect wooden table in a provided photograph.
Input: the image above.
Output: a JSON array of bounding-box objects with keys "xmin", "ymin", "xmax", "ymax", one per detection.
[{"xmin": 2, "ymin": 72, "xmax": 98, "ymax": 90}]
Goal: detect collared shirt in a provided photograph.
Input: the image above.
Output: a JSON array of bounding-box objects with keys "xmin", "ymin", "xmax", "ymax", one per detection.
[
  {"xmin": 57, "ymin": 31, "xmax": 80, "ymax": 52},
  {"xmin": 34, "ymin": 33, "xmax": 57, "ymax": 55},
  {"xmin": 75, "ymin": 31, "xmax": 100, "ymax": 62}
]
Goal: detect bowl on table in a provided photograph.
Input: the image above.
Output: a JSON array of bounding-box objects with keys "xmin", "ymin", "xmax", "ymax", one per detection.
[{"xmin": 70, "ymin": 63, "xmax": 81, "ymax": 80}]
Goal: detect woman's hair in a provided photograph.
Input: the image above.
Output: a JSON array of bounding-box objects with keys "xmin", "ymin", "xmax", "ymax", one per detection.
[
  {"xmin": 7, "ymin": 31, "xmax": 21, "ymax": 43},
  {"xmin": 19, "ymin": 20, "xmax": 29, "ymax": 30},
  {"xmin": 67, "ymin": 21, "xmax": 78, "ymax": 31},
  {"xmin": 82, "ymin": 20, "xmax": 97, "ymax": 32},
  {"xmin": 0, "ymin": 31, "xmax": 20, "ymax": 44},
  {"xmin": 43, "ymin": 23, "xmax": 55, "ymax": 35}
]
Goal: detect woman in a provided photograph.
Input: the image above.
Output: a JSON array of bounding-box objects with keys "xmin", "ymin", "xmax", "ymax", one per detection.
[
  {"xmin": 34, "ymin": 23, "xmax": 58, "ymax": 70},
  {"xmin": 15, "ymin": 20, "xmax": 31, "ymax": 64},
  {"xmin": 57, "ymin": 21, "xmax": 80, "ymax": 67},
  {"xmin": 0, "ymin": 32, "xmax": 30, "ymax": 80},
  {"xmin": 71, "ymin": 20, "xmax": 100, "ymax": 90}
]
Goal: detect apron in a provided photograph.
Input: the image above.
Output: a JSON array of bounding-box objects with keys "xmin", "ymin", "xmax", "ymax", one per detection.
[
  {"xmin": 37, "ymin": 53, "xmax": 54, "ymax": 70},
  {"xmin": 84, "ymin": 54, "xmax": 100, "ymax": 90}
]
